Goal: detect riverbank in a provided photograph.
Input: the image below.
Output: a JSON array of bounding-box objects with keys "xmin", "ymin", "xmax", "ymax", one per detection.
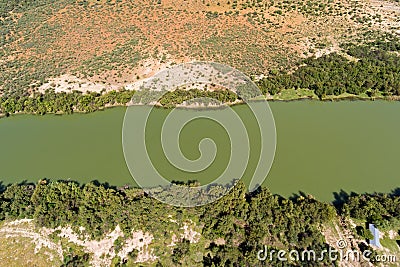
[
  {"xmin": 2, "ymin": 88, "xmax": 400, "ymax": 119},
  {"xmin": 0, "ymin": 89, "xmax": 135, "ymax": 118},
  {"xmin": 266, "ymin": 88, "xmax": 400, "ymax": 102}
]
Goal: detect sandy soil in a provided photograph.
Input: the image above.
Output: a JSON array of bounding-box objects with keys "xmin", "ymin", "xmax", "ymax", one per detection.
[
  {"xmin": 0, "ymin": 219, "xmax": 63, "ymax": 262},
  {"xmin": 39, "ymin": 61, "xmax": 250, "ymax": 97},
  {"xmin": 58, "ymin": 225, "xmax": 157, "ymax": 266},
  {"xmin": 321, "ymin": 219, "xmax": 373, "ymax": 267},
  {"xmin": 168, "ymin": 219, "xmax": 202, "ymax": 249},
  {"xmin": 0, "ymin": 219, "xmax": 158, "ymax": 266},
  {"xmin": 0, "ymin": 218, "xmax": 202, "ymax": 266}
]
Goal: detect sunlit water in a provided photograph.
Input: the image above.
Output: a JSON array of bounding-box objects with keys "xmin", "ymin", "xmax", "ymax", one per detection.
[{"xmin": 1, "ymin": 101, "xmax": 399, "ymax": 201}]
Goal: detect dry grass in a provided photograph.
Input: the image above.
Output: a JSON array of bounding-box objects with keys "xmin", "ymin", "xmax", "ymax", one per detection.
[
  {"xmin": 1, "ymin": 0, "xmax": 399, "ymax": 94},
  {"xmin": 0, "ymin": 236, "xmax": 62, "ymax": 267}
]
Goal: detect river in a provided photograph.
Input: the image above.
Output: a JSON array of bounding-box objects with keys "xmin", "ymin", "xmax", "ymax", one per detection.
[{"xmin": 0, "ymin": 101, "xmax": 399, "ymax": 202}]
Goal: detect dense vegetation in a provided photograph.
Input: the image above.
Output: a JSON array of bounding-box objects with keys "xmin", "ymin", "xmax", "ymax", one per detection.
[
  {"xmin": 1, "ymin": 180, "xmax": 399, "ymax": 266},
  {"xmin": 258, "ymin": 39, "xmax": 400, "ymax": 99},
  {"xmin": 0, "ymin": 87, "xmax": 239, "ymax": 117},
  {"xmin": 159, "ymin": 88, "xmax": 238, "ymax": 108},
  {"xmin": 0, "ymin": 89, "xmax": 135, "ymax": 116},
  {"xmin": 343, "ymin": 192, "xmax": 400, "ymax": 231}
]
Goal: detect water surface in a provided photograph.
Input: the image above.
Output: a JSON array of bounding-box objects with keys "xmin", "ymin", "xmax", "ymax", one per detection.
[{"xmin": 0, "ymin": 101, "xmax": 399, "ymax": 201}]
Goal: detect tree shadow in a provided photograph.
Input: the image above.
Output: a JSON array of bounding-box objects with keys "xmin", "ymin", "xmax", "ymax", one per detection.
[
  {"xmin": 54, "ymin": 179, "xmax": 80, "ymax": 186},
  {"xmin": 0, "ymin": 180, "xmax": 38, "ymax": 193},
  {"xmin": 332, "ymin": 189, "xmax": 358, "ymax": 209},
  {"xmin": 31, "ymin": 178, "xmax": 123, "ymax": 191},
  {"xmin": 390, "ymin": 188, "xmax": 400, "ymax": 197},
  {"xmin": 0, "ymin": 181, "xmax": 7, "ymax": 193},
  {"xmin": 289, "ymin": 191, "xmax": 315, "ymax": 202},
  {"xmin": 247, "ymin": 184, "xmax": 262, "ymax": 198}
]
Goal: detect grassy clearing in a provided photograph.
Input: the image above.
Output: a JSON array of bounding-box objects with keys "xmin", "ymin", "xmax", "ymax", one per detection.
[
  {"xmin": 381, "ymin": 237, "xmax": 400, "ymax": 252},
  {"xmin": 325, "ymin": 220, "xmax": 340, "ymax": 237},
  {"xmin": 273, "ymin": 88, "xmax": 318, "ymax": 100},
  {"xmin": 321, "ymin": 91, "xmax": 387, "ymax": 101},
  {"xmin": 0, "ymin": 236, "xmax": 62, "ymax": 267}
]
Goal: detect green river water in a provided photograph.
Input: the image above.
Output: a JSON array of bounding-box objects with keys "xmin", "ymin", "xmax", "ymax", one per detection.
[{"xmin": 0, "ymin": 101, "xmax": 399, "ymax": 202}]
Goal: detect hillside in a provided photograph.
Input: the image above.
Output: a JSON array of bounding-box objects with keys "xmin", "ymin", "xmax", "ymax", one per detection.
[
  {"xmin": 1, "ymin": 0, "xmax": 399, "ymax": 97},
  {"xmin": 0, "ymin": 181, "xmax": 399, "ymax": 266}
]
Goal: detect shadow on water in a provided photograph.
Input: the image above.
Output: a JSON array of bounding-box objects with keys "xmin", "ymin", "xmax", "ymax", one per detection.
[
  {"xmin": 332, "ymin": 189, "xmax": 359, "ymax": 209},
  {"xmin": 20, "ymin": 178, "xmax": 130, "ymax": 191},
  {"xmin": 390, "ymin": 188, "xmax": 400, "ymax": 197},
  {"xmin": 0, "ymin": 181, "xmax": 6, "ymax": 193},
  {"xmin": 89, "ymin": 179, "xmax": 135, "ymax": 191},
  {"xmin": 288, "ymin": 191, "xmax": 316, "ymax": 202},
  {"xmin": 247, "ymin": 184, "xmax": 262, "ymax": 198},
  {"xmin": 333, "ymin": 189, "xmax": 350, "ymax": 208},
  {"xmin": 0, "ymin": 180, "xmax": 36, "ymax": 194},
  {"xmin": 331, "ymin": 187, "xmax": 400, "ymax": 210},
  {"xmin": 0, "ymin": 178, "xmax": 140, "ymax": 195}
]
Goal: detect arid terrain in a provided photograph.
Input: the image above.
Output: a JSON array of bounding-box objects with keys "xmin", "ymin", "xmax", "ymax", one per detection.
[{"xmin": 1, "ymin": 0, "xmax": 399, "ymax": 95}]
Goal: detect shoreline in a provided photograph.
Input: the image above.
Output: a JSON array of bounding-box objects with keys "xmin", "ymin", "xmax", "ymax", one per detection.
[
  {"xmin": 0, "ymin": 177, "xmax": 397, "ymax": 205},
  {"xmin": 1, "ymin": 94, "xmax": 399, "ymax": 119}
]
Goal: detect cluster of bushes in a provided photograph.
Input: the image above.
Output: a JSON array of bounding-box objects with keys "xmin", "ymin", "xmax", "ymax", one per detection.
[
  {"xmin": 0, "ymin": 0, "xmax": 65, "ymax": 18},
  {"xmin": 258, "ymin": 41, "xmax": 400, "ymax": 99},
  {"xmin": 77, "ymin": 38, "xmax": 145, "ymax": 79},
  {"xmin": 159, "ymin": 88, "xmax": 238, "ymax": 108},
  {"xmin": 343, "ymin": 192, "xmax": 400, "ymax": 230},
  {"xmin": 0, "ymin": 89, "xmax": 135, "ymax": 116},
  {"xmin": 0, "ymin": 0, "xmax": 73, "ymax": 94}
]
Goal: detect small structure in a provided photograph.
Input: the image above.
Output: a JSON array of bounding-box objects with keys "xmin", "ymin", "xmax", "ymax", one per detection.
[{"xmin": 368, "ymin": 223, "xmax": 382, "ymax": 248}]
